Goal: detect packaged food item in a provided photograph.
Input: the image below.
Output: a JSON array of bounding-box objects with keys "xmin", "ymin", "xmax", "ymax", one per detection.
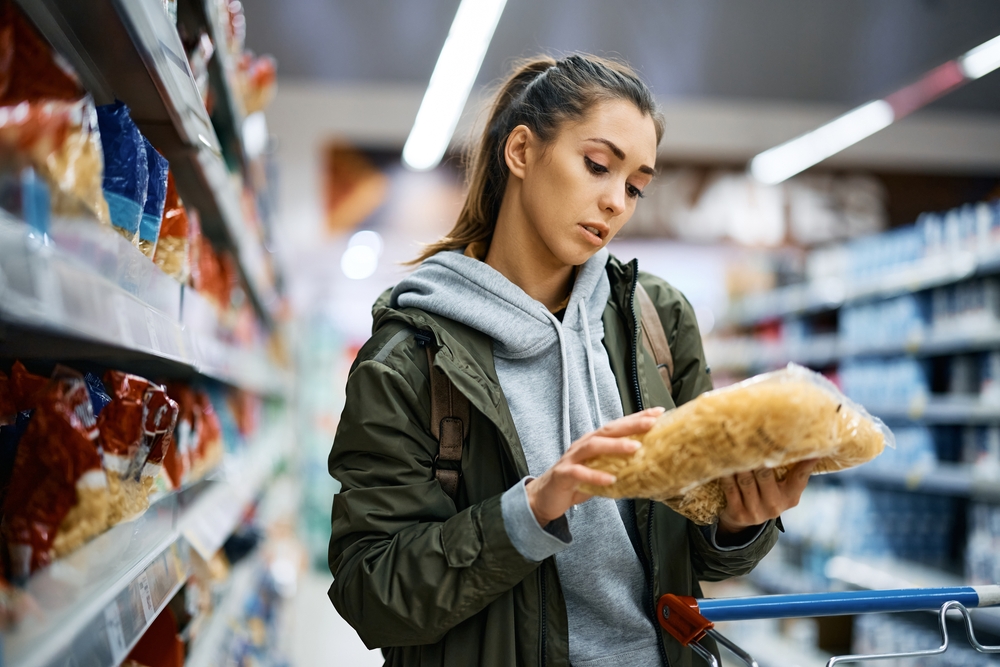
[
  {"xmin": 152, "ymin": 172, "xmax": 191, "ymax": 282},
  {"xmin": 193, "ymin": 232, "xmax": 227, "ymax": 311},
  {"xmin": 84, "ymin": 372, "xmax": 111, "ymax": 416},
  {"xmin": 0, "ymin": 0, "xmax": 80, "ymax": 104},
  {"xmin": 190, "ymin": 389, "xmax": 223, "ymax": 479},
  {"xmin": 95, "ymin": 101, "xmax": 148, "ymax": 244},
  {"xmin": 98, "ymin": 371, "xmax": 178, "ymax": 523},
  {"xmin": 124, "ymin": 605, "xmax": 184, "ymax": 667},
  {"xmin": 583, "ymin": 363, "xmax": 892, "ymax": 525},
  {"xmin": 162, "ymin": 383, "xmax": 194, "ymax": 488},
  {"xmin": 240, "ymin": 53, "xmax": 277, "ymax": 114},
  {"xmin": 139, "ymin": 138, "xmax": 169, "ymax": 258},
  {"xmin": 2, "ymin": 366, "xmax": 108, "ymax": 577}
]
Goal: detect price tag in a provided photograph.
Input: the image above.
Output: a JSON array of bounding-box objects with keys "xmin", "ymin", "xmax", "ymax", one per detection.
[
  {"xmin": 115, "ymin": 295, "xmax": 136, "ymax": 348},
  {"xmin": 136, "ymin": 571, "xmax": 155, "ymax": 622},
  {"xmin": 145, "ymin": 310, "xmax": 161, "ymax": 353},
  {"xmin": 103, "ymin": 602, "xmax": 127, "ymax": 662}
]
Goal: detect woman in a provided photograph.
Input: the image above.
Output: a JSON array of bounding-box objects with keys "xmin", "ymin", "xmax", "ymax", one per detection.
[{"xmin": 328, "ymin": 54, "xmax": 815, "ymax": 667}]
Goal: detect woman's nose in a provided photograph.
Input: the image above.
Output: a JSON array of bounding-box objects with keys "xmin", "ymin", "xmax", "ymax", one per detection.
[{"xmin": 599, "ymin": 182, "xmax": 626, "ymax": 217}]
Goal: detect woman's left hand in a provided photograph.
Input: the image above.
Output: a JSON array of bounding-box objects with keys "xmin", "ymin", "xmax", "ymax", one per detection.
[{"xmin": 716, "ymin": 459, "xmax": 819, "ymax": 542}]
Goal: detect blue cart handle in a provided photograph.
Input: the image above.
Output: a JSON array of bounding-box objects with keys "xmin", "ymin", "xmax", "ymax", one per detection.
[{"xmin": 694, "ymin": 585, "xmax": 1000, "ymax": 622}]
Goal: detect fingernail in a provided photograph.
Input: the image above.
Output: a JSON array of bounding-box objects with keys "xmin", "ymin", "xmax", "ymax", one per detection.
[
  {"xmin": 606, "ymin": 475, "xmax": 617, "ymax": 484},
  {"xmin": 649, "ymin": 406, "xmax": 666, "ymax": 414},
  {"xmin": 627, "ymin": 440, "xmax": 641, "ymax": 451}
]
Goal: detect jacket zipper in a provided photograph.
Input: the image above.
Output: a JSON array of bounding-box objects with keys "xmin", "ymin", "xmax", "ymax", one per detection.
[
  {"xmin": 628, "ymin": 262, "xmax": 671, "ymax": 667},
  {"xmin": 539, "ymin": 565, "xmax": 547, "ymax": 667}
]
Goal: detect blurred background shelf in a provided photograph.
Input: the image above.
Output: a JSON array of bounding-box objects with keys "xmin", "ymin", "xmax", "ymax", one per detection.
[
  {"xmin": 724, "ymin": 249, "xmax": 1000, "ymax": 328},
  {"xmin": 831, "ymin": 462, "xmax": 1000, "ymax": 502},
  {"xmin": 0, "ymin": 215, "xmax": 290, "ymax": 397},
  {"xmin": 14, "ymin": 0, "xmax": 279, "ymax": 326},
  {"xmin": 0, "ymin": 422, "xmax": 289, "ymax": 667}
]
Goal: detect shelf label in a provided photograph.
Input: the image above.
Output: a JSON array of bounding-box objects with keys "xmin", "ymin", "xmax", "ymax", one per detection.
[
  {"xmin": 104, "ymin": 602, "xmax": 127, "ymax": 661},
  {"xmin": 115, "ymin": 295, "xmax": 136, "ymax": 349},
  {"xmin": 136, "ymin": 570, "xmax": 155, "ymax": 621},
  {"xmin": 145, "ymin": 309, "xmax": 161, "ymax": 352}
]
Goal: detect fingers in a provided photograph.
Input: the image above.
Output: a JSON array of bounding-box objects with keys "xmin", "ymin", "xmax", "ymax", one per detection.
[
  {"xmin": 780, "ymin": 459, "xmax": 819, "ymax": 507},
  {"xmin": 569, "ymin": 436, "xmax": 640, "ymax": 463},
  {"xmin": 720, "ymin": 474, "xmax": 742, "ymax": 513},
  {"xmin": 595, "ymin": 407, "xmax": 665, "ymax": 437},
  {"xmin": 565, "ymin": 463, "xmax": 616, "ymax": 487},
  {"xmin": 754, "ymin": 468, "xmax": 783, "ymax": 516},
  {"xmin": 735, "ymin": 470, "xmax": 761, "ymax": 516}
]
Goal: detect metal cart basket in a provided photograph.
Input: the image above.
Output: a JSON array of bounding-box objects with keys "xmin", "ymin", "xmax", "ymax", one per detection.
[{"xmin": 657, "ymin": 585, "xmax": 1000, "ymax": 666}]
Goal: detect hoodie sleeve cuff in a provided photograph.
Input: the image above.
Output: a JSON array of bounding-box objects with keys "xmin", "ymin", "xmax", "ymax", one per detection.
[
  {"xmin": 701, "ymin": 521, "xmax": 769, "ymax": 552},
  {"xmin": 501, "ymin": 477, "xmax": 572, "ymax": 562}
]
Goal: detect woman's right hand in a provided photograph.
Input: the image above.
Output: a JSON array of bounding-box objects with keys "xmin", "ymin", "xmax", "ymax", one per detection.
[{"xmin": 525, "ymin": 407, "xmax": 665, "ymax": 526}]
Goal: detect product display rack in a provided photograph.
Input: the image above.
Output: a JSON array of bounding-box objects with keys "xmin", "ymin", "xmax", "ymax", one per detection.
[
  {"xmin": 723, "ymin": 247, "xmax": 997, "ymax": 328},
  {"xmin": 14, "ymin": 0, "xmax": 279, "ymax": 325},
  {"xmin": 0, "ymin": 214, "xmax": 291, "ymax": 398},
  {"xmin": 1, "ymin": 422, "xmax": 291, "ymax": 667}
]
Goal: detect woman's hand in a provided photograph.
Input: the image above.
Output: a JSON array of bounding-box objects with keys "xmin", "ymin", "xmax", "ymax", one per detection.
[
  {"xmin": 525, "ymin": 407, "xmax": 665, "ymax": 526},
  {"xmin": 716, "ymin": 459, "xmax": 819, "ymax": 542}
]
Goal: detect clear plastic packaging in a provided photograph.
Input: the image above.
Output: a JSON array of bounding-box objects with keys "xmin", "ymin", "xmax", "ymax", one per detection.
[{"xmin": 584, "ymin": 363, "xmax": 894, "ymax": 525}]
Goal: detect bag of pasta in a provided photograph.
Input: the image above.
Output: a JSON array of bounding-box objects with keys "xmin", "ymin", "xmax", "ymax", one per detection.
[{"xmin": 582, "ymin": 363, "xmax": 893, "ymax": 525}]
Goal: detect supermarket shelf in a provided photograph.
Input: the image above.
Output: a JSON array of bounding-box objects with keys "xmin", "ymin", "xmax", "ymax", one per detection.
[
  {"xmin": 185, "ymin": 553, "xmax": 261, "ymax": 667},
  {"xmin": 15, "ymin": 0, "xmax": 278, "ymax": 326},
  {"xmin": 0, "ymin": 216, "xmax": 291, "ymax": 398},
  {"xmin": 725, "ymin": 249, "xmax": 999, "ymax": 327},
  {"xmin": 1, "ymin": 423, "xmax": 290, "ymax": 667},
  {"xmin": 867, "ymin": 396, "xmax": 1000, "ymax": 424},
  {"xmin": 831, "ymin": 462, "xmax": 1000, "ymax": 502},
  {"xmin": 705, "ymin": 326, "xmax": 1000, "ymax": 373}
]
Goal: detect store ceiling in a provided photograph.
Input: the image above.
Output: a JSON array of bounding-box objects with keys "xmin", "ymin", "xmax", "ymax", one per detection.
[{"xmin": 243, "ymin": 0, "xmax": 1000, "ymax": 113}]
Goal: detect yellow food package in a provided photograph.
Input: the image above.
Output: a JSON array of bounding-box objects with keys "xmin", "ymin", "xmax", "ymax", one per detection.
[{"xmin": 582, "ymin": 363, "xmax": 893, "ymax": 525}]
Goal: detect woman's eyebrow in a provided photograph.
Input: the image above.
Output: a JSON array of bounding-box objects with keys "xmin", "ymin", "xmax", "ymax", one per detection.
[{"xmin": 586, "ymin": 137, "xmax": 655, "ymax": 175}]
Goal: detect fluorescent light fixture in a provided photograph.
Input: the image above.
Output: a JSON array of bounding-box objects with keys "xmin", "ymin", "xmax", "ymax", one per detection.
[
  {"xmin": 243, "ymin": 111, "xmax": 269, "ymax": 158},
  {"xmin": 959, "ymin": 33, "xmax": 1000, "ymax": 80},
  {"xmin": 750, "ymin": 101, "xmax": 894, "ymax": 185},
  {"xmin": 402, "ymin": 0, "xmax": 508, "ymax": 171}
]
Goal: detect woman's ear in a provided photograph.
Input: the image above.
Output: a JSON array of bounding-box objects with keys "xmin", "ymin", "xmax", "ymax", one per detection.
[{"xmin": 504, "ymin": 124, "xmax": 531, "ymax": 180}]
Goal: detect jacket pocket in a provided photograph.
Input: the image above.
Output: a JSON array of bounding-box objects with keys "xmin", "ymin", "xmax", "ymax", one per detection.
[{"xmin": 441, "ymin": 507, "xmax": 483, "ymax": 568}]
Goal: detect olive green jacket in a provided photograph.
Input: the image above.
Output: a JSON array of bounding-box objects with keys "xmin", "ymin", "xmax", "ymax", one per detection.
[{"xmin": 328, "ymin": 255, "xmax": 778, "ymax": 667}]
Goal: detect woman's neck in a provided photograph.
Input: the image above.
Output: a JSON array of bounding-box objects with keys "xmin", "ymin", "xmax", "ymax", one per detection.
[{"xmin": 485, "ymin": 191, "xmax": 575, "ymax": 312}]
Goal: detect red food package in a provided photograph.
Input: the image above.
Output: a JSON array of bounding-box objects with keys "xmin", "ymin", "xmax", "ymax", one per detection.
[
  {"xmin": 228, "ymin": 390, "xmax": 260, "ymax": 438},
  {"xmin": 186, "ymin": 206, "xmax": 202, "ymax": 291},
  {"xmin": 98, "ymin": 372, "xmax": 178, "ymax": 523},
  {"xmin": 0, "ymin": 0, "xmax": 81, "ymax": 105},
  {"xmin": 125, "ymin": 605, "xmax": 184, "ymax": 667},
  {"xmin": 194, "ymin": 234, "xmax": 226, "ymax": 312},
  {"xmin": 190, "ymin": 390, "xmax": 222, "ymax": 479},
  {"xmin": 162, "ymin": 383, "xmax": 195, "ymax": 489},
  {"xmin": 8, "ymin": 361, "xmax": 47, "ymax": 412},
  {"xmin": 153, "ymin": 172, "xmax": 191, "ymax": 283},
  {"xmin": 239, "ymin": 52, "xmax": 276, "ymax": 114},
  {"xmin": 2, "ymin": 366, "xmax": 108, "ymax": 577},
  {"xmin": 0, "ymin": 372, "xmax": 15, "ymax": 426}
]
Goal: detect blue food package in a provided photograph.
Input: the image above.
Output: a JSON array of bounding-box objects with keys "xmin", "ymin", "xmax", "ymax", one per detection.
[
  {"xmin": 96, "ymin": 101, "xmax": 148, "ymax": 242},
  {"xmin": 84, "ymin": 372, "xmax": 111, "ymax": 417},
  {"xmin": 139, "ymin": 138, "xmax": 169, "ymax": 257}
]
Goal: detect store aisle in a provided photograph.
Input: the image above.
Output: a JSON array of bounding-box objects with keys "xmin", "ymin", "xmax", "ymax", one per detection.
[{"xmin": 289, "ymin": 569, "xmax": 385, "ymax": 666}]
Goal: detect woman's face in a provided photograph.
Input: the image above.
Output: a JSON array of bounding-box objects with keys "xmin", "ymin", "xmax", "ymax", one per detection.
[{"xmin": 514, "ymin": 99, "xmax": 658, "ymax": 266}]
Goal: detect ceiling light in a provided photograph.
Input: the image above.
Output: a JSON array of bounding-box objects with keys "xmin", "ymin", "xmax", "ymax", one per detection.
[
  {"xmin": 402, "ymin": 0, "xmax": 508, "ymax": 171},
  {"xmin": 341, "ymin": 230, "xmax": 383, "ymax": 280},
  {"xmin": 959, "ymin": 33, "xmax": 1000, "ymax": 80},
  {"xmin": 750, "ymin": 101, "xmax": 894, "ymax": 185},
  {"xmin": 243, "ymin": 111, "xmax": 269, "ymax": 158}
]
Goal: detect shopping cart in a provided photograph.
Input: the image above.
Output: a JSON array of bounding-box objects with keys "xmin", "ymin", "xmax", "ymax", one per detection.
[{"xmin": 658, "ymin": 585, "xmax": 1000, "ymax": 666}]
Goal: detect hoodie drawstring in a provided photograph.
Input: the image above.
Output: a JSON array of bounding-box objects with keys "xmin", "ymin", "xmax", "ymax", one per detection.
[
  {"xmin": 543, "ymin": 310, "xmax": 573, "ymax": 452},
  {"xmin": 579, "ymin": 300, "xmax": 604, "ymax": 426}
]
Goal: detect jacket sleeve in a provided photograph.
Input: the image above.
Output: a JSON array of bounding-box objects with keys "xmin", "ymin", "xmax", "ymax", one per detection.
[
  {"xmin": 640, "ymin": 272, "xmax": 780, "ymax": 579},
  {"xmin": 328, "ymin": 357, "xmax": 539, "ymax": 648}
]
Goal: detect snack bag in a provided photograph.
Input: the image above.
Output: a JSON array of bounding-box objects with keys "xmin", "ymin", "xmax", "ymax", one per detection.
[
  {"xmin": 0, "ymin": 0, "xmax": 79, "ymax": 104},
  {"xmin": 190, "ymin": 389, "xmax": 223, "ymax": 479},
  {"xmin": 1, "ymin": 366, "xmax": 109, "ymax": 577},
  {"xmin": 95, "ymin": 101, "xmax": 148, "ymax": 244},
  {"xmin": 98, "ymin": 372, "xmax": 178, "ymax": 523},
  {"xmin": 138, "ymin": 138, "xmax": 169, "ymax": 258},
  {"xmin": 582, "ymin": 363, "xmax": 893, "ymax": 525},
  {"xmin": 162, "ymin": 383, "xmax": 194, "ymax": 488},
  {"xmin": 152, "ymin": 172, "xmax": 191, "ymax": 282}
]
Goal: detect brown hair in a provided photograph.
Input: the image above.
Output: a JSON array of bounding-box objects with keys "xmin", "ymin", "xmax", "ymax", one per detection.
[{"xmin": 409, "ymin": 53, "xmax": 665, "ymax": 264}]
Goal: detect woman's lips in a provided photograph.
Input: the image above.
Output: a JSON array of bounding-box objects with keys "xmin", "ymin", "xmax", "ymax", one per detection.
[{"xmin": 579, "ymin": 223, "xmax": 605, "ymax": 246}]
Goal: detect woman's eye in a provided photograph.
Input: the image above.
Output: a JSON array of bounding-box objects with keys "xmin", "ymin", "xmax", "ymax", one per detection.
[
  {"xmin": 627, "ymin": 184, "xmax": 644, "ymax": 199},
  {"xmin": 584, "ymin": 156, "xmax": 608, "ymax": 174}
]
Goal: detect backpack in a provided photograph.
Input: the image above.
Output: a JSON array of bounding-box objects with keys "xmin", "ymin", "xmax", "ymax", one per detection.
[{"xmin": 426, "ymin": 282, "xmax": 674, "ymax": 500}]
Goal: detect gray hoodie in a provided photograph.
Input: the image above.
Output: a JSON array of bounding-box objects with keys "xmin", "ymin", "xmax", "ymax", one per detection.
[{"xmin": 391, "ymin": 248, "xmax": 663, "ymax": 667}]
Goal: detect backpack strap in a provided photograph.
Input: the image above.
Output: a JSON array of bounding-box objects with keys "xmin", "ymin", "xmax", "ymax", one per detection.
[
  {"xmin": 635, "ymin": 282, "xmax": 675, "ymax": 396},
  {"xmin": 425, "ymin": 344, "xmax": 470, "ymax": 500}
]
